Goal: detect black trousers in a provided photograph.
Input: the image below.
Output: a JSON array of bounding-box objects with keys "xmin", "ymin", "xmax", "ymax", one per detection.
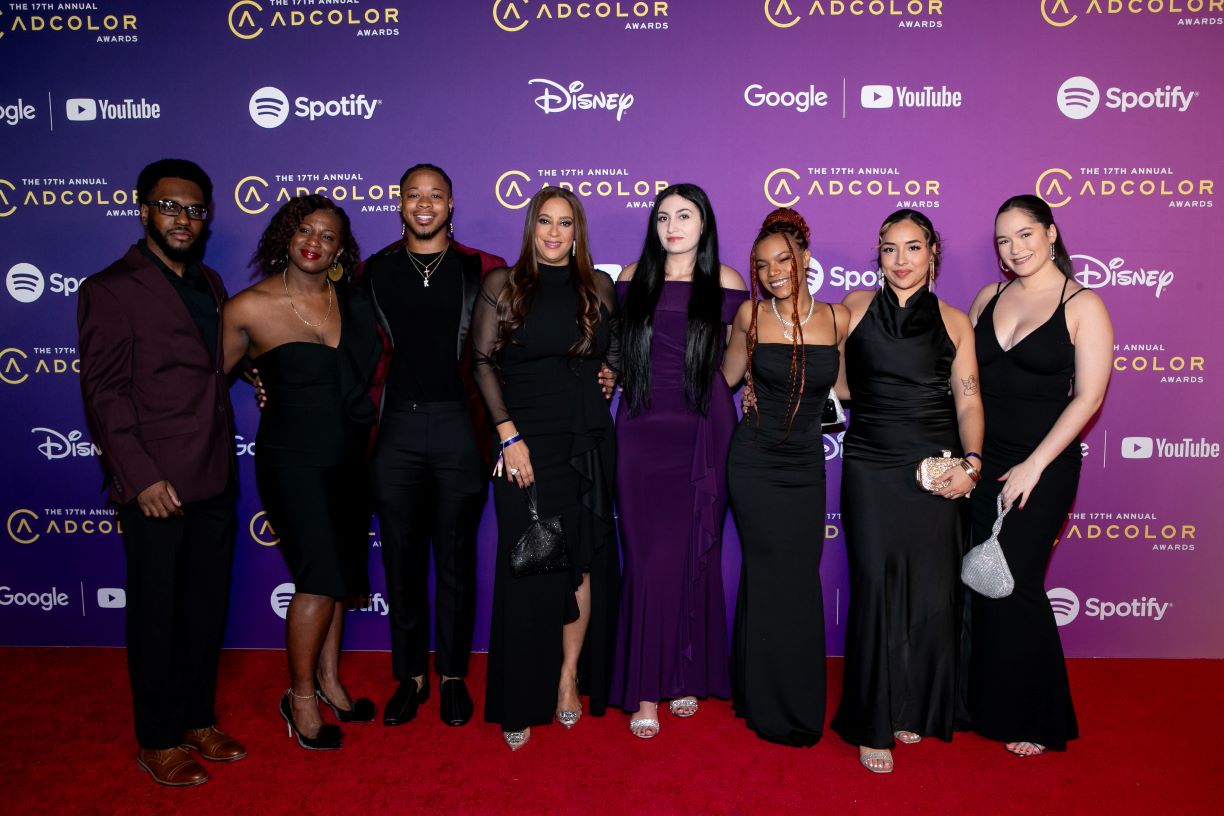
[
  {"xmin": 371, "ymin": 402, "xmax": 487, "ymax": 680},
  {"xmin": 117, "ymin": 489, "xmax": 236, "ymax": 750}
]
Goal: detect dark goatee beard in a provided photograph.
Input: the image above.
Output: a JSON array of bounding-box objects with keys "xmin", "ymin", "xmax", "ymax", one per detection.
[
  {"xmin": 149, "ymin": 226, "xmax": 198, "ymax": 263},
  {"xmin": 404, "ymin": 211, "xmax": 452, "ymax": 243}
]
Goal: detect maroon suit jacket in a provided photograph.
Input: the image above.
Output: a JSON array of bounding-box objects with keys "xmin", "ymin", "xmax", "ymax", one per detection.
[{"xmin": 77, "ymin": 245, "xmax": 234, "ymax": 505}]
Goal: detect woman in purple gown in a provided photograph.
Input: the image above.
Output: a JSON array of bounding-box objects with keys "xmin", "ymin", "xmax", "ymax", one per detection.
[{"xmin": 609, "ymin": 184, "xmax": 747, "ymax": 738}]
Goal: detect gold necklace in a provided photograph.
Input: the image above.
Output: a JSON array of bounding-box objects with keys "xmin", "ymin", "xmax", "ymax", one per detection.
[
  {"xmin": 405, "ymin": 244, "xmax": 449, "ymax": 288},
  {"xmin": 282, "ymin": 269, "xmax": 334, "ymax": 328}
]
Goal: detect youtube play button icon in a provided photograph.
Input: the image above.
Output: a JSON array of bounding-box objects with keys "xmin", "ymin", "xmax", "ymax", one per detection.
[
  {"xmin": 97, "ymin": 587, "xmax": 126, "ymax": 608},
  {"xmin": 66, "ymin": 98, "xmax": 97, "ymax": 121}
]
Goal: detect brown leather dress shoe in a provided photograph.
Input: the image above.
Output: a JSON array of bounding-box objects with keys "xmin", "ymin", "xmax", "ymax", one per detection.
[
  {"xmin": 181, "ymin": 726, "xmax": 248, "ymax": 762},
  {"xmin": 136, "ymin": 747, "xmax": 209, "ymax": 787}
]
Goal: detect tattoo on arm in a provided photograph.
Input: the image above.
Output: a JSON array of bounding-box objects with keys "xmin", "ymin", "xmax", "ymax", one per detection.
[{"xmin": 961, "ymin": 375, "xmax": 979, "ymax": 396}]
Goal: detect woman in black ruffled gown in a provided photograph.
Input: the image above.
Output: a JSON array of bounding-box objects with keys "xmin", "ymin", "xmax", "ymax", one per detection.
[
  {"xmin": 831, "ymin": 209, "xmax": 984, "ymax": 774},
  {"xmin": 471, "ymin": 187, "xmax": 620, "ymax": 751},
  {"xmin": 965, "ymin": 195, "xmax": 1113, "ymax": 756},
  {"xmin": 223, "ymin": 195, "xmax": 381, "ymax": 750},
  {"xmin": 722, "ymin": 208, "xmax": 847, "ymax": 747}
]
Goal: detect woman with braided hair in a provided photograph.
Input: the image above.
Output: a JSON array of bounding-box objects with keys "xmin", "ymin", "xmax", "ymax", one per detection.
[
  {"xmin": 722, "ymin": 208, "xmax": 847, "ymax": 746},
  {"xmin": 830, "ymin": 209, "xmax": 984, "ymax": 773}
]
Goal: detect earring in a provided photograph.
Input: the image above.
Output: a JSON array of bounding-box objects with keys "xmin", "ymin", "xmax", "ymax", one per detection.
[
  {"xmin": 327, "ymin": 261, "xmax": 344, "ymax": 282},
  {"xmin": 448, "ymin": 221, "xmax": 454, "ymax": 237},
  {"xmin": 878, "ymin": 268, "xmax": 885, "ymax": 289},
  {"xmin": 1049, "ymin": 244, "xmax": 1056, "ymax": 261},
  {"xmin": 571, "ymin": 243, "xmax": 576, "ymax": 258},
  {"xmin": 928, "ymin": 259, "xmax": 936, "ymax": 292},
  {"xmin": 401, "ymin": 221, "xmax": 406, "ymax": 238},
  {"xmin": 999, "ymin": 259, "xmax": 1007, "ymax": 273}
]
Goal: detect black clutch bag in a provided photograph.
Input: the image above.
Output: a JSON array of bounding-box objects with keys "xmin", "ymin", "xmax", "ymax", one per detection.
[
  {"xmin": 821, "ymin": 389, "xmax": 846, "ymax": 429},
  {"xmin": 510, "ymin": 484, "xmax": 570, "ymax": 578}
]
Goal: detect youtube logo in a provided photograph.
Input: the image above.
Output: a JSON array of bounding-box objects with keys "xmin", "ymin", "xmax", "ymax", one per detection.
[
  {"xmin": 1121, "ymin": 436, "xmax": 1154, "ymax": 459},
  {"xmin": 66, "ymin": 98, "xmax": 97, "ymax": 121},
  {"xmin": 860, "ymin": 84, "xmax": 893, "ymax": 108},
  {"xmin": 97, "ymin": 587, "xmax": 126, "ymax": 608}
]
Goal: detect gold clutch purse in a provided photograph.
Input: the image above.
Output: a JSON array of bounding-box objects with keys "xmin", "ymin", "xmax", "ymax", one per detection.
[{"xmin": 916, "ymin": 450, "xmax": 959, "ymax": 492}]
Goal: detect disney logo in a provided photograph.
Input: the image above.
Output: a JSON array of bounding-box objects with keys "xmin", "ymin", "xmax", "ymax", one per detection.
[
  {"xmin": 823, "ymin": 431, "xmax": 845, "ymax": 461},
  {"xmin": 528, "ymin": 79, "xmax": 634, "ymax": 122},
  {"xmin": 1072, "ymin": 253, "xmax": 1174, "ymax": 298},
  {"xmin": 32, "ymin": 427, "xmax": 99, "ymax": 460}
]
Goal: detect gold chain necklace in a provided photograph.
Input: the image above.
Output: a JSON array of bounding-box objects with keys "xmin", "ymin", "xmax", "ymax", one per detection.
[
  {"xmin": 770, "ymin": 295, "xmax": 815, "ymax": 342},
  {"xmin": 405, "ymin": 244, "xmax": 449, "ymax": 288},
  {"xmin": 282, "ymin": 269, "xmax": 334, "ymax": 328}
]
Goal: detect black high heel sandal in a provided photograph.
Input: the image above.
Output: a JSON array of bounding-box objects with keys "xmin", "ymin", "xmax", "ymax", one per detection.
[
  {"xmin": 315, "ymin": 684, "xmax": 376, "ymax": 723},
  {"xmin": 280, "ymin": 690, "xmax": 343, "ymax": 750}
]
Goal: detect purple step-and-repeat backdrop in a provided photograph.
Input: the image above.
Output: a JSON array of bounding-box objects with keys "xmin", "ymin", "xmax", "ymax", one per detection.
[{"xmin": 1, "ymin": 1, "xmax": 1221, "ymax": 657}]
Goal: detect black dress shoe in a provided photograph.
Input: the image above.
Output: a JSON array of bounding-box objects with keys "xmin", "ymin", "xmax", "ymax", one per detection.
[
  {"xmin": 383, "ymin": 679, "xmax": 429, "ymax": 726},
  {"xmin": 439, "ymin": 678, "xmax": 474, "ymax": 726}
]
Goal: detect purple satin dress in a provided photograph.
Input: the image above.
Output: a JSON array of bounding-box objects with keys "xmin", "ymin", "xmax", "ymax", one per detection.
[{"xmin": 610, "ymin": 281, "xmax": 748, "ymax": 710}]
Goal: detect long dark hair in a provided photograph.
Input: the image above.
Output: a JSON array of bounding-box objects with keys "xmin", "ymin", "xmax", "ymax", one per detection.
[
  {"xmin": 621, "ymin": 183, "xmax": 725, "ymax": 415},
  {"xmin": 494, "ymin": 187, "xmax": 601, "ymax": 358},
  {"xmin": 249, "ymin": 194, "xmax": 360, "ymax": 278},
  {"xmin": 745, "ymin": 208, "xmax": 812, "ymax": 433},
  {"xmin": 997, "ymin": 194, "xmax": 1074, "ymax": 278}
]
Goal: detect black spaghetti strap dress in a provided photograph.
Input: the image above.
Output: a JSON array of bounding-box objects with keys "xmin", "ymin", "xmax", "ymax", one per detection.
[
  {"xmin": 968, "ymin": 278, "xmax": 1083, "ymax": 750},
  {"xmin": 727, "ymin": 304, "xmax": 840, "ymax": 746}
]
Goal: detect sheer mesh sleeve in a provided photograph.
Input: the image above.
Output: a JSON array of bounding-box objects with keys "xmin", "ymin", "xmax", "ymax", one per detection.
[
  {"xmin": 471, "ymin": 266, "xmax": 511, "ymax": 427},
  {"xmin": 596, "ymin": 270, "xmax": 621, "ymax": 374}
]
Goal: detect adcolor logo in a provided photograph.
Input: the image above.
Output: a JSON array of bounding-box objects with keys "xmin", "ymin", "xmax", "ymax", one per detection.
[
  {"xmin": 270, "ymin": 582, "xmax": 295, "ymax": 619},
  {"xmin": 6, "ymin": 263, "xmax": 44, "ymax": 303},
  {"xmin": 1047, "ymin": 587, "xmax": 1080, "ymax": 626},
  {"xmin": 1057, "ymin": 76, "xmax": 1099, "ymax": 120},
  {"xmin": 249, "ymin": 86, "xmax": 290, "ymax": 128}
]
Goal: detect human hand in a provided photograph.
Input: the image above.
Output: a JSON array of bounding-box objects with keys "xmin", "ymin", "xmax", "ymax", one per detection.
[
  {"xmin": 935, "ymin": 466, "xmax": 976, "ymax": 501},
  {"xmin": 597, "ymin": 364, "xmax": 617, "ymax": 400},
  {"xmin": 498, "ymin": 439, "xmax": 534, "ymax": 488},
  {"xmin": 136, "ymin": 480, "xmax": 182, "ymax": 518},
  {"xmin": 250, "ymin": 367, "xmax": 267, "ymax": 409},
  {"xmin": 998, "ymin": 459, "xmax": 1043, "ymax": 509}
]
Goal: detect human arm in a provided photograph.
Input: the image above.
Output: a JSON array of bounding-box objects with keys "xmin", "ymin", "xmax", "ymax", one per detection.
[
  {"xmin": 221, "ymin": 293, "xmax": 253, "ymax": 376},
  {"xmin": 939, "ymin": 304, "xmax": 985, "ymax": 500},
  {"xmin": 77, "ymin": 279, "xmax": 176, "ymax": 513},
  {"xmin": 999, "ymin": 290, "xmax": 1113, "ymax": 509},
  {"xmin": 720, "ymin": 300, "xmax": 751, "ymax": 390},
  {"xmin": 471, "ymin": 268, "xmax": 533, "ymax": 487}
]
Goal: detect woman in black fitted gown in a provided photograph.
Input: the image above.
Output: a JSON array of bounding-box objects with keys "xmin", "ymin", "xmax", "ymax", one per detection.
[
  {"xmin": 831, "ymin": 209, "xmax": 984, "ymax": 774},
  {"xmin": 224, "ymin": 195, "xmax": 380, "ymax": 749},
  {"xmin": 722, "ymin": 208, "xmax": 847, "ymax": 747},
  {"xmin": 966, "ymin": 195, "xmax": 1113, "ymax": 756},
  {"xmin": 471, "ymin": 187, "xmax": 620, "ymax": 751}
]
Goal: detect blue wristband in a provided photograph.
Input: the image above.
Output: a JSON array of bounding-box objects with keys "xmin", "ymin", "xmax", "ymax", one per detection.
[{"xmin": 500, "ymin": 433, "xmax": 522, "ymax": 449}]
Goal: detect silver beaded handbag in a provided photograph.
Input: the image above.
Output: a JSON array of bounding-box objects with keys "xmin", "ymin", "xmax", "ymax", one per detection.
[{"xmin": 961, "ymin": 494, "xmax": 1015, "ymax": 598}]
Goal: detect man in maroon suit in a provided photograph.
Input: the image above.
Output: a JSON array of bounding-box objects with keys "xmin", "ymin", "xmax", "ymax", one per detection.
[{"xmin": 78, "ymin": 159, "xmax": 246, "ymax": 787}]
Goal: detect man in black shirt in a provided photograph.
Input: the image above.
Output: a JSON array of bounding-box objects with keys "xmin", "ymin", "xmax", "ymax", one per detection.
[
  {"xmin": 362, "ymin": 164, "xmax": 505, "ymax": 727},
  {"xmin": 78, "ymin": 159, "xmax": 245, "ymax": 786}
]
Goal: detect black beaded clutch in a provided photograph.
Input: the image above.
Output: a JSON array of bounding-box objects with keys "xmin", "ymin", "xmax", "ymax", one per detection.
[{"xmin": 510, "ymin": 484, "xmax": 570, "ymax": 578}]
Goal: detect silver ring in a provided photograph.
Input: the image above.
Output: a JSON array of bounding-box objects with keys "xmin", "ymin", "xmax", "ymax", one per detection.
[{"xmin": 510, "ymin": 467, "xmax": 520, "ymax": 475}]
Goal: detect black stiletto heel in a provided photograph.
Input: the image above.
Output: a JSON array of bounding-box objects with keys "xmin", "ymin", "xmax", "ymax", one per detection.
[
  {"xmin": 316, "ymin": 684, "xmax": 376, "ymax": 723},
  {"xmin": 280, "ymin": 690, "xmax": 343, "ymax": 750}
]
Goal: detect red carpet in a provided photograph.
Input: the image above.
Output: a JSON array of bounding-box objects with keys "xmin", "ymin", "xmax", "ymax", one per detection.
[{"xmin": 1, "ymin": 648, "xmax": 1220, "ymax": 815}]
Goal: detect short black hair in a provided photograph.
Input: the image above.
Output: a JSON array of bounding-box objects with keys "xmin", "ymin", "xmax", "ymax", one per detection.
[
  {"xmin": 136, "ymin": 158, "xmax": 213, "ymax": 204},
  {"xmin": 398, "ymin": 163, "xmax": 452, "ymax": 194}
]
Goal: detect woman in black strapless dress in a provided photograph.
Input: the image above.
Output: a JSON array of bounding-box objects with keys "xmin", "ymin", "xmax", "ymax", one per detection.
[
  {"xmin": 831, "ymin": 209, "xmax": 984, "ymax": 774},
  {"xmin": 722, "ymin": 208, "xmax": 847, "ymax": 747},
  {"xmin": 966, "ymin": 195, "xmax": 1113, "ymax": 757},
  {"xmin": 223, "ymin": 195, "xmax": 380, "ymax": 750}
]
